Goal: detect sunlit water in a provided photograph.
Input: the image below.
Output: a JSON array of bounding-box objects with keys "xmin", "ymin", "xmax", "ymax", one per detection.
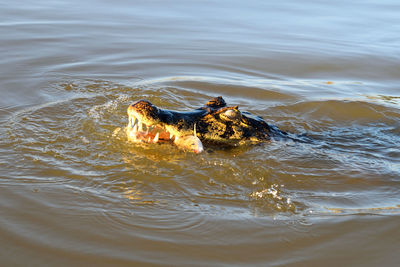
[{"xmin": 1, "ymin": 0, "xmax": 399, "ymax": 266}]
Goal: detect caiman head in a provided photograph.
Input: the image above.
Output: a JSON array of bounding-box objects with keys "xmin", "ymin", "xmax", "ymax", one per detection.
[{"xmin": 126, "ymin": 96, "xmax": 273, "ymax": 153}]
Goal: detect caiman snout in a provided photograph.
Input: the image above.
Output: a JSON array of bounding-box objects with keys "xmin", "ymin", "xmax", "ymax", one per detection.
[
  {"xmin": 126, "ymin": 99, "xmax": 203, "ymax": 153},
  {"xmin": 128, "ymin": 100, "xmax": 160, "ymax": 126}
]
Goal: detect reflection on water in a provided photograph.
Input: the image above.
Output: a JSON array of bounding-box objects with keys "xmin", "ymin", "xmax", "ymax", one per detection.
[
  {"xmin": 1, "ymin": 0, "xmax": 400, "ymax": 266},
  {"xmin": 364, "ymin": 95, "xmax": 400, "ymax": 106},
  {"xmin": 1, "ymin": 76, "xmax": 399, "ymax": 265},
  {"xmin": 2, "ymin": 77, "xmax": 399, "ymax": 216}
]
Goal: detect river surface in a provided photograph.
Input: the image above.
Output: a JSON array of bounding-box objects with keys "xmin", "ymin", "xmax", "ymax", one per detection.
[{"xmin": 1, "ymin": 0, "xmax": 400, "ymax": 266}]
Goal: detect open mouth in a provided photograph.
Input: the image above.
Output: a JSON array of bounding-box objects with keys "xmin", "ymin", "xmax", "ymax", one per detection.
[
  {"xmin": 127, "ymin": 112, "xmax": 175, "ymax": 144},
  {"xmin": 126, "ymin": 100, "xmax": 204, "ymax": 153},
  {"xmin": 126, "ymin": 111, "xmax": 204, "ymax": 153}
]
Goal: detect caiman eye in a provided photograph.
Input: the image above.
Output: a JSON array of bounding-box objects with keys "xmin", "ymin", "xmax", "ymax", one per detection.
[{"xmin": 221, "ymin": 108, "xmax": 241, "ymax": 121}]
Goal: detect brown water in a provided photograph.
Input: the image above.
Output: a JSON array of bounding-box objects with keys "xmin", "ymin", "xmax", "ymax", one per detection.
[{"xmin": 1, "ymin": 0, "xmax": 400, "ymax": 266}]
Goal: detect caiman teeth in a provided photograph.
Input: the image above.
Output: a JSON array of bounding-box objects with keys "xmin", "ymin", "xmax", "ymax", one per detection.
[
  {"xmin": 153, "ymin": 132, "xmax": 159, "ymax": 143},
  {"xmin": 128, "ymin": 117, "xmax": 137, "ymax": 132},
  {"xmin": 133, "ymin": 123, "xmax": 138, "ymax": 133},
  {"xmin": 138, "ymin": 120, "xmax": 143, "ymax": 131},
  {"xmin": 129, "ymin": 116, "xmax": 137, "ymax": 128},
  {"xmin": 127, "ymin": 113, "xmax": 176, "ymax": 144}
]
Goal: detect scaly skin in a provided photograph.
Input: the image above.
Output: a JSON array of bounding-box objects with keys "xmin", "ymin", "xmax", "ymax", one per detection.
[{"xmin": 126, "ymin": 96, "xmax": 287, "ymax": 152}]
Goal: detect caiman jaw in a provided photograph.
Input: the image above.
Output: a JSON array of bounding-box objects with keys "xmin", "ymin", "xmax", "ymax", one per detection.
[
  {"xmin": 127, "ymin": 112, "xmax": 175, "ymax": 143},
  {"xmin": 126, "ymin": 108, "xmax": 204, "ymax": 153}
]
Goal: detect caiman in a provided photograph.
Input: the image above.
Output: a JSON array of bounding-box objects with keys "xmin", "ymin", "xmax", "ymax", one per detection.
[{"xmin": 126, "ymin": 96, "xmax": 289, "ymax": 153}]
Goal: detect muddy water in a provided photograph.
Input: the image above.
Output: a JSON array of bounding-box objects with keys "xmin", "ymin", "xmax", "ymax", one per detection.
[{"xmin": 1, "ymin": 0, "xmax": 400, "ymax": 266}]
